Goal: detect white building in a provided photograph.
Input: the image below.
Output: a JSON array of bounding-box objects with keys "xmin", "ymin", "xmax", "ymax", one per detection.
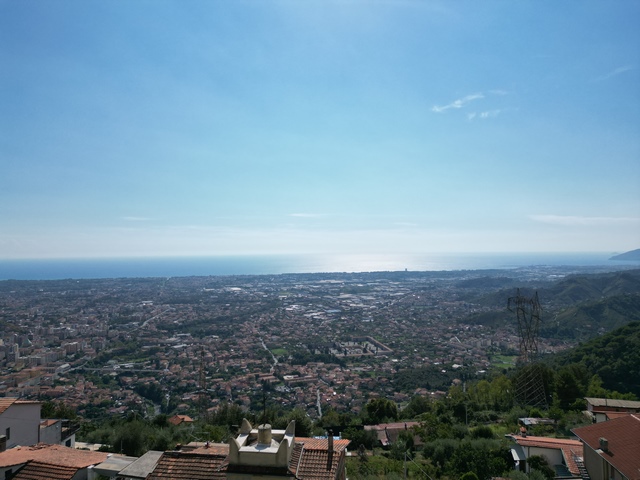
[{"xmin": 0, "ymin": 398, "xmax": 41, "ymax": 449}]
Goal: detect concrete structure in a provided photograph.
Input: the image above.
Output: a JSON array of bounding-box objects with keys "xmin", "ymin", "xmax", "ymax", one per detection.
[
  {"xmin": 88, "ymin": 454, "xmax": 137, "ymax": 479},
  {"xmin": 117, "ymin": 450, "xmax": 164, "ymax": 480},
  {"xmin": 572, "ymin": 414, "xmax": 640, "ymax": 480},
  {"xmin": 227, "ymin": 419, "xmax": 296, "ymax": 477}
]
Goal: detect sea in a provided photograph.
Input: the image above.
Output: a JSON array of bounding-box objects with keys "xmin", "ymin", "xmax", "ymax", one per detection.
[{"xmin": 0, "ymin": 252, "xmax": 638, "ymax": 281}]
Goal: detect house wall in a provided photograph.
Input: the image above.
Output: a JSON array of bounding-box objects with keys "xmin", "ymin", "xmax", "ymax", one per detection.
[
  {"xmin": 0, "ymin": 463, "xmax": 26, "ymax": 480},
  {"xmin": 583, "ymin": 445, "xmax": 604, "ymax": 480},
  {"xmin": 583, "ymin": 445, "xmax": 629, "ymax": 480},
  {"xmin": 40, "ymin": 420, "xmax": 62, "ymax": 445},
  {"xmin": 525, "ymin": 446, "xmax": 563, "ymax": 472},
  {"xmin": 72, "ymin": 468, "xmax": 89, "ymax": 480},
  {"xmin": 0, "ymin": 403, "xmax": 41, "ymax": 448}
]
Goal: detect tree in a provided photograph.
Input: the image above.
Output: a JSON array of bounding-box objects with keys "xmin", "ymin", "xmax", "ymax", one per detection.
[
  {"xmin": 461, "ymin": 472, "xmax": 480, "ymax": 480},
  {"xmin": 40, "ymin": 400, "xmax": 77, "ymax": 420},
  {"xmin": 342, "ymin": 427, "xmax": 378, "ymax": 450},
  {"xmin": 528, "ymin": 455, "xmax": 554, "ymax": 480},
  {"xmin": 364, "ymin": 398, "xmax": 398, "ymax": 424},
  {"xmin": 401, "ymin": 395, "xmax": 431, "ymax": 419},
  {"xmin": 113, "ymin": 421, "xmax": 147, "ymax": 456}
]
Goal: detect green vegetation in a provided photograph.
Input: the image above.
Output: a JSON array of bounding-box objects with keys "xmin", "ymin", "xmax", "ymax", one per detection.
[{"xmin": 548, "ymin": 321, "xmax": 640, "ymax": 396}]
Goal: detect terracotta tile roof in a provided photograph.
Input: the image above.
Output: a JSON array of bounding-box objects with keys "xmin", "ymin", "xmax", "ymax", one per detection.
[
  {"xmin": 572, "ymin": 414, "xmax": 640, "ymax": 480},
  {"xmin": 605, "ymin": 411, "xmax": 634, "ymax": 420},
  {"xmin": 0, "ymin": 444, "xmax": 108, "ymax": 469},
  {"xmin": 146, "ymin": 451, "xmax": 227, "ymax": 479},
  {"xmin": 291, "ymin": 438, "xmax": 349, "ymax": 479},
  {"xmin": 168, "ymin": 414, "xmax": 194, "ymax": 425},
  {"xmin": 509, "ymin": 435, "xmax": 583, "ymax": 476},
  {"xmin": 10, "ymin": 460, "xmax": 78, "ymax": 480},
  {"xmin": 511, "ymin": 435, "xmax": 582, "ymax": 449},
  {"xmin": 295, "ymin": 437, "xmax": 350, "ymax": 452}
]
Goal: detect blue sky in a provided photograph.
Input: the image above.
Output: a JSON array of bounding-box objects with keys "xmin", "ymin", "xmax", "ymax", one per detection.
[{"xmin": 1, "ymin": 0, "xmax": 639, "ymax": 259}]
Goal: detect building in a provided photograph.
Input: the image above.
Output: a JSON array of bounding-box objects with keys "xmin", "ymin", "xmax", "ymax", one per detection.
[
  {"xmin": 364, "ymin": 422, "xmax": 421, "ymax": 448},
  {"xmin": 572, "ymin": 414, "xmax": 640, "ymax": 480},
  {"xmin": 0, "ymin": 397, "xmax": 41, "ymax": 449},
  {"xmin": 146, "ymin": 419, "xmax": 349, "ymax": 479},
  {"xmin": 167, "ymin": 414, "xmax": 194, "ymax": 426},
  {"xmin": 584, "ymin": 397, "xmax": 640, "ymax": 423},
  {"xmin": 0, "ymin": 443, "xmax": 108, "ymax": 480},
  {"xmin": 505, "ymin": 434, "xmax": 583, "ymax": 478},
  {"xmin": 40, "ymin": 419, "xmax": 79, "ymax": 448}
]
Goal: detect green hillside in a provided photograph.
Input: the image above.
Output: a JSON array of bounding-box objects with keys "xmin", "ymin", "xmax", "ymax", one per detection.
[
  {"xmin": 544, "ymin": 270, "xmax": 640, "ymax": 305},
  {"xmin": 550, "ymin": 321, "xmax": 640, "ymax": 396},
  {"xmin": 542, "ymin": 294, "xmax": 640, "ymax": 339}
]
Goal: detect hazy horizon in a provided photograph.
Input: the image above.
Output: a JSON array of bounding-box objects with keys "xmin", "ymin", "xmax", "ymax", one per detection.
[
  {"xmin": 1, "ymin": 1, "xmax": 639, "ymax": 260},
  {"xmin": 2, "ymin": 252, "xmax": 638, "ymax": 282}
]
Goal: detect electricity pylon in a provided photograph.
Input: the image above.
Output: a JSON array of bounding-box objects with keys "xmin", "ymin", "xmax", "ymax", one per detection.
[{"xmin": 508, "ymin": 289, "xmax": 548, "ymax": 408}]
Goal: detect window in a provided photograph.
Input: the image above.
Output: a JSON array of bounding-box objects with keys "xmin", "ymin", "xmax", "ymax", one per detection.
[{"xmin": 4, "ymin": 428, "xmax": 8, "ymax": 440}]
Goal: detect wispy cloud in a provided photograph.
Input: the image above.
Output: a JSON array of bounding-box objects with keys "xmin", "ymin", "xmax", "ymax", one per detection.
[
  {"xmin": 530, "ymin": 214, "xmax": 640, "ymax": 226},
  {"xmin": 593, "ymin": 65, "xmax": 633, "ymax": 82},
  {"xmin": 468, "ymin": 109, "xmax": 502, "ymax": 121},
  {"xmin": 432, "ymin": 93, "xmax": 484, "ymax": 113}
]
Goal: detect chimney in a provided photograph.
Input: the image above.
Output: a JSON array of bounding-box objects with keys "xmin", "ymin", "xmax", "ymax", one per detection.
[
  {"xmin": 258, "ymin": 424, "xmax": 272, "ymax": 446},
  {"xmin": 599, "ymin": 437, "xmax": 609, "ymax": 452},
  {"xmin": 326, "ymin": 430, "xmax": 334, "ymax": 472}
]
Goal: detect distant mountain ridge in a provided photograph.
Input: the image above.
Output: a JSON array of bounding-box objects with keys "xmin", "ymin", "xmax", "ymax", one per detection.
[
  {"xmin": 544, "ymin": 270, "xmax": 640, "ymax": 305},
  {"xmin": 546, "ymin": 294, "xmax": 640, "ymax": 339},
  {"xmin": 610, "ymin": 249, "xmax": 640, "ymax": 261},
  {"xmin": 463, "ymin": 269, "xmax": 640, "ymax": 340}
]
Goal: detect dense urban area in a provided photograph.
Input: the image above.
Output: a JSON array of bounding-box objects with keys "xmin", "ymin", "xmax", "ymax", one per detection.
[{"xmin": 1, "ymin": 264, "xmax": 639, "ymax": 479}]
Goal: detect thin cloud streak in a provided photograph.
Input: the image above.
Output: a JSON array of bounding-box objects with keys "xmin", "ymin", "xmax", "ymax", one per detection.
[
  {"xmin": 530, "ymin": 215, "xmax": 640, "ymax": 226},
  {"xmin": 432, "ymin": 93, "xmax": 484, "ymax": 113},
  {"xmin": 593, "ymin": 65, "xmax": 633, "ymax": 82},
  {"xmin": 467, "ymin": 109, "xmax": 502, "ymax": 121}
]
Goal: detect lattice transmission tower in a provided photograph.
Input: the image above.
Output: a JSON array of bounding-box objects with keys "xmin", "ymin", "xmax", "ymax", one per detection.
[{"xmin": 508, "ymin": 289, "xmax": 548, "ymax": 408}]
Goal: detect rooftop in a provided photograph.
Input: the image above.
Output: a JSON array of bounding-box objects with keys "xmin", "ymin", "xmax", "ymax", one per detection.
[
  {"xmin": 116, "ymin": 450, "xmax": 164, "ymax": 479},
  {"xmin": 0, "ymin": 397, "xmax": 40, "ymax": 415},
  {"xmin": 9, "ymin": 460, "xmax": 78, "ymax": 480},
  {"xmin": 585, "ymin": 397, "xmax": 640, "ymax": 409},
  {"xmin": 572, "ymin": 414, "xmax": 640, "ymax": 480},
  {"xmin": 146, "ymin": 451, "xmax": 227, "ymax": 480},
  {"xmin": 507, "ymin": 435, "xmax": 583, "ymax": 476},
  {"xmin": 0, "ymin": 444, "xmax": 108, "ymax": 469}
]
